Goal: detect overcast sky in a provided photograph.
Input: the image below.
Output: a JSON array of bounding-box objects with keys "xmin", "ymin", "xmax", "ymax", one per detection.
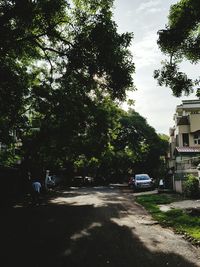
[{"xmin": 113, "ymin": 0, "xmax": 197, "ymax": 135}]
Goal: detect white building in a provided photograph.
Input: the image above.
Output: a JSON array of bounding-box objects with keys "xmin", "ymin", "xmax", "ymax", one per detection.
[{"xmin": 169, "ymin": 99, "xmax": 200, "ymax": 192}]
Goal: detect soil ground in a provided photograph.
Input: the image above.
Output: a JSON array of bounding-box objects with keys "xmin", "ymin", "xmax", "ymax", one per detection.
[{"xmin": 2, "ymin": 184, "xmax": 200, "ymax": 267}]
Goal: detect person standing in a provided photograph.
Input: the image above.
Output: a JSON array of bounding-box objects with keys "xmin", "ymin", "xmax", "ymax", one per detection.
[
  {"xmin": 45, "ymin": 170, "xmax": 55, "ymax": 191},
  {"xmin": 45, "ymin": 170, "xmax": 50, "ymax": 191},
  {"xmin": 159, "ymin": 179, "xmax": 164, "ymax": 189}
]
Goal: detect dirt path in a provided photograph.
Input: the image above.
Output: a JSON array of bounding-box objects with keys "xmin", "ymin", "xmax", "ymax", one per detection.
[{"xmin": 2, "ymin": 185, "xmax": 200, "ymax": 267}]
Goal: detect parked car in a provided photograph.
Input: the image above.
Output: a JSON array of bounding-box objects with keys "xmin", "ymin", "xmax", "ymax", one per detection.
[
  {"xmin": 93, "ymin": 176, "xmax": 109, "ymax": 186},
  {"xmin": 84, "ymin": 176, "xmax": 94, "ymax": 186},
  {"xmin": 131, "ymin": 174, "xmax": 154, "ymax": 191},
  {"xmin": 51, "ymin": 175, "xmax": 63, "ymax": 187},
  {"xmin": 72, "ymin": 176, "xmax": 85, "ymax": 187}
]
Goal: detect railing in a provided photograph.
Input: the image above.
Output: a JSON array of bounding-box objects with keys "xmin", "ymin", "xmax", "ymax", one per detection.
[
  {"xmin": 176, "ymin": 162, "xmax": 197, "ymax": 170},
  {"xmin": 176, "ymin": 156, "xmax": 200, "ymax": 171}
]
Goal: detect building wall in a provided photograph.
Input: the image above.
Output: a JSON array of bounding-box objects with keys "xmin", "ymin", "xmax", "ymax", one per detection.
[
  {"xmin": 173, "ymin": 169, "xmax": 199, "ymax": 193},
  {"xmin": 169, "ymin": 100, "xmax": 200, "ymax": 193},
  {"xmin": 189, "ymin": 114, "xmax": 200, "ymax": 133},
  {"xmin": 174, "ymin": 180, "xmax": 183, "ymax": 193},
  {"xmin": 188, "ymin": 133, "xmax": 200, "ymax": 146},
  {"xmin": 189, "ymin": 134, "xmax": 194, "ymax": 146},
  {"xmin": 177, "ymin": 125, "xmax": 190, "ymax": 134},
  {"xmin": 177, "ymin": 125, "xmax": 190, "ymax": 147}
]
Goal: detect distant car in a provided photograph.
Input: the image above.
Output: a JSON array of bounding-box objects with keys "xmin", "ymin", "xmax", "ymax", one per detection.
[
  {"xmin": 131, "ymin": 174, "xmax": 153, "ymax": 191},
  {"xmin": 72, "ymin": 176, "xmax": 84, "ymax": 187},
  {"xmin": 93, "ymin": 176, "xmax": 108, "ymax": 186},
  {"xmin": 51, "ymin": 175, "xmax": 63, "ymax": 187},
  {"xmin": 84, "ymin": 176, "xmax": 94, "ymax": 185}
]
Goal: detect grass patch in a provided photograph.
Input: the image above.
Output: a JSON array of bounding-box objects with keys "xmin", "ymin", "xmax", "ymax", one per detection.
[{"xmin": 136, "ymin": 193, "xmax": 200, "ymax": 242}]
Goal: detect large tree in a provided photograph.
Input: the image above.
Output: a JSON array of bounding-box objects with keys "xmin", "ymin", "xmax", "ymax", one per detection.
[
  {"xmin": 109, "ymin": 109, "xmax": 169, "ymax": 181},
  {"xmin": 154, "ymin": 0, "xmax": 200, "ymax": 97},
  {"xmin": 0, "ymin": 0, "xmax": 135, "ymax": 168},
  {"xmin": 0, "ymin": 0, "xmax": 68, "ymax": 142}
]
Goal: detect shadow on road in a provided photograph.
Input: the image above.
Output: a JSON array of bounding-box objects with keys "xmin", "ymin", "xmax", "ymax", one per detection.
[{"xmin": 2, "ymin": 186, "xmax": 199, "ymax": 267}]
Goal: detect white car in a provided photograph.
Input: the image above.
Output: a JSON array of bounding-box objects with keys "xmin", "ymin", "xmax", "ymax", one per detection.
[{"xmin": 132, "ymin": 174, "xmax": 153, "ymax": 190}]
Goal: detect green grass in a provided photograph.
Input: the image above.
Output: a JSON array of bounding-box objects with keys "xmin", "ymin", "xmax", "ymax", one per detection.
[{"xmin": 136, "ymin": 193, "xmax": 200, "ymax": 242}]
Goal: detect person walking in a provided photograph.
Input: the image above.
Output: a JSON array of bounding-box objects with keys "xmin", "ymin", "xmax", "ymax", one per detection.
[{"xmin": 32, "ymin": 180, "xmax": 42, "ymax": 206}]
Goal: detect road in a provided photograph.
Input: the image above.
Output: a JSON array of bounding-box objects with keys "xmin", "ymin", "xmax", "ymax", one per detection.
[{"xmin": 2, "ymin": 184, "xmax": 200, "ymax": 267}]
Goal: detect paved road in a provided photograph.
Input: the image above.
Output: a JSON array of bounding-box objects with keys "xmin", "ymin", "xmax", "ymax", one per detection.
[{"xmin": 2, "ymin": 185, "xmax": 200, "ymax": 267}]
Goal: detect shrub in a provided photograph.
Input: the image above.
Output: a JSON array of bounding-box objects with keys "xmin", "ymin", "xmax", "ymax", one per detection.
[{"xmin": 183, "ymin": 174, "xmax": 200, "ymax": 199}]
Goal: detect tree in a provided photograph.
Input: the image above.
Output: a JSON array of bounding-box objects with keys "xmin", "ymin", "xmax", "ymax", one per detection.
[
  {"xmin": 154, "ymin": 0, "xmax": 200, "ymax": 97},
  {"xmin": 111, "ymin": 109, "xmax": 169, "ymax": 181},
  {"xmin": 0, "ymin": 0, "xmax": 68, "ymax": 142},
  {"xmin": 0, "ymin": 0, "xmax": 135, "ymax": 168}
]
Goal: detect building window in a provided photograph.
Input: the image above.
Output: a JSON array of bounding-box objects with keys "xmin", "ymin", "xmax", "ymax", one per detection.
[
  {"xmin": 194, "ymin": 133, "xmax": 200, "ymax": 145},
  {"xmin": 182, "ymin": 133, "xmax": 189, "ymax": 146}
]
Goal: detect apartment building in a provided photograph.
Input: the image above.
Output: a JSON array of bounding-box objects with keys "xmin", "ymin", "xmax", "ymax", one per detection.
[{"xmin": 168, "ymin": 99, "xmax": 200, "ymax": 192}]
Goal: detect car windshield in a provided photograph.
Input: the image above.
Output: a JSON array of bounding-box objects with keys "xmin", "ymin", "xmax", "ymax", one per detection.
[{"xmin": 135, "ymin": 175, "xmax": 150, "ymax": 181}]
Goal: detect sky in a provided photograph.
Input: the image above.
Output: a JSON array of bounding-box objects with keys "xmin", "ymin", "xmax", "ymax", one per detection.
[{"xmin": 113, "ymin": 0, "xmax": 198, "ymax": 135}]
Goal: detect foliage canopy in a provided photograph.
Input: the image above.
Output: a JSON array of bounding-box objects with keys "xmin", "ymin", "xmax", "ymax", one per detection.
[
  {"xmin": 154, "ymin": 0, "xmax": 200, "ymax": 97},
  {"xmin": 0, "ymin": 0, "xmax": 135, "ymax": 145},
  {"xmin": 0, "ymin": 0, "xmax": 168, "ymax": 183}
]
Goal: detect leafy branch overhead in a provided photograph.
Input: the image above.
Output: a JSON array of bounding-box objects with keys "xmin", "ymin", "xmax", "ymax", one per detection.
[
  {"xmin": 0, "ymin": 0, "xmax": 168, "ymax": 182},
  {"xmin": 0, "ymin": 0, "xmax": 135, "ymax": 144},
  {"xmin": 154, "ymin": 0, "xmax": 200, "ymax": 97}
]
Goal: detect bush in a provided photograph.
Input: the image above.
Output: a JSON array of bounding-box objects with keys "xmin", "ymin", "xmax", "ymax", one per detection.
[{"xmin": 183, "ymin": 174, "xmax": 200, "ymax": 199}]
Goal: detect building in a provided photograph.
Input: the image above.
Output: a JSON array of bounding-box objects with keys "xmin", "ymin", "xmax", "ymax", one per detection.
[{"xmin": 168, "ymin": 99, "xmax": 200, "ymax": 192}]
